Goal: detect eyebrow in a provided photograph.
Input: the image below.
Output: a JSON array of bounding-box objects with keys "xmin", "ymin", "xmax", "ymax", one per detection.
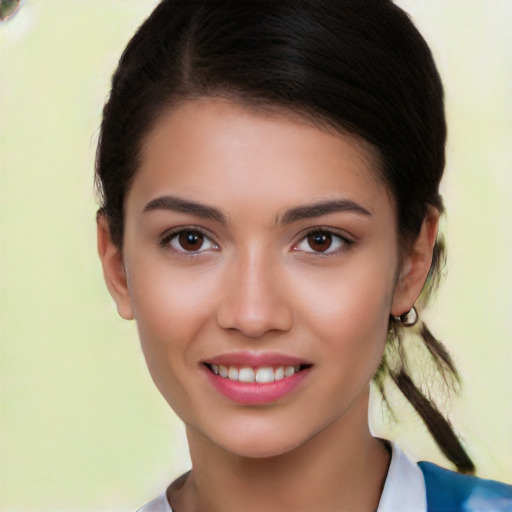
[
  {"xmin": 143, "ymin": 195, "xmax": 227, "ymax": 224},
  {"xmin": 279, "ymin": 199, "xmax": 371, "ymax": 225},
  {"xmin": 142, "ymin": 195, "xmax": 371, "ymax": 226}
]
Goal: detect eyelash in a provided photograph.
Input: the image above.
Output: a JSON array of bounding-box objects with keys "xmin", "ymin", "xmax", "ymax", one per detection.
[
  {"xmin": 159, "ymin": 227, "xmax": 220, "ymax": 255},
  {"xmin": 159, "ymin": 227, "xmax": 354, "ymax": 256},
  {"xmin": 293, "ymin": 228, "xmax": 354, "ymax": 256}
]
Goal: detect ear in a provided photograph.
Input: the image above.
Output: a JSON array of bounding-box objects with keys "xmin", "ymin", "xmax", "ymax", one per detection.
[
  {"xmin": 97, "ymin": 215, "xmax": 134, "ymax": 320},
  {"xmin": 391, "ymin": 207, "xmax": 440, "ymax": 317}
]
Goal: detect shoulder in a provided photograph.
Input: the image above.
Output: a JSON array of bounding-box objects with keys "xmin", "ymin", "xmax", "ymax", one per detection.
[{"xmin": 418, "ymin": 461, "xmax": 512, "ymax": 512}]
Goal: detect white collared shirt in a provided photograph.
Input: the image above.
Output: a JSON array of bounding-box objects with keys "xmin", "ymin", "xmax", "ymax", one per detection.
[{"xmin": 376, "ymin": 443, "xmax": 426, "ymax": 512}]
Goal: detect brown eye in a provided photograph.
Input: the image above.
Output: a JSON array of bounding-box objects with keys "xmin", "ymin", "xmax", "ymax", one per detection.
[
  {"xmin": 294, "ymin": 229, "xmax": 349, "ymax": 255},
  {"xmin": 166, "ymin": 229, "xmax": 218, "ymax": 253},
  {"xmin": 178, "ymin": 231, "xmax": 204, "ymax": 251},
  {"xmin": 307, "ymin": 231, "xmax": 333, "ymax": 252}
]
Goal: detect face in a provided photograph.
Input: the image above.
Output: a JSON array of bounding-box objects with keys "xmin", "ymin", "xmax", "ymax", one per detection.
[{"xmin": 101, "ymin": 99, "xmax": 415, "ymax": 458}]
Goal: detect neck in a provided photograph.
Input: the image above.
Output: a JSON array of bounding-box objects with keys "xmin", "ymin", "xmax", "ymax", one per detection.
[{"xmin": 169, "ymin": 391, "xmax": 390, "ymax": 512}]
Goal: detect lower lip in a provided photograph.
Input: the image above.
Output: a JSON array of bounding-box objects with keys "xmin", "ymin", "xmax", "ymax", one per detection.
[{"xmin": 203, "ymin": 366, "xmax": 311, "ymax": 405}]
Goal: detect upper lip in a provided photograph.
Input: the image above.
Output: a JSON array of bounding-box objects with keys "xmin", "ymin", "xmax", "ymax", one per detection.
[{"xmin": 203, "ymin": 351, "xmax": 312, "ymax": 367}]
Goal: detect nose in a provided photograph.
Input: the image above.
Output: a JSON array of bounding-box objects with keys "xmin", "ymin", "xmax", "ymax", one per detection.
[{"xmin": 216, "ymin": 252, "xmax": 294, "ymax": 338}]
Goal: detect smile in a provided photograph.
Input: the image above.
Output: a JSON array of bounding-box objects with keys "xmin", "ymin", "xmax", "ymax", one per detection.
[
  {"xmin": 204, "ymin": 363, "xmax": 307, "ymax": 383},
  {"xmin": 202, "ymin": 355, "xmax": 313, "ymax": 405}
]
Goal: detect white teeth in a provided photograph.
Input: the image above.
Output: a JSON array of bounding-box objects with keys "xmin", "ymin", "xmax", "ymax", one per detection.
[
  {"xmin": 228, "ymin": 366, "xmax": 239, "ymax": 380},
  {"xmin": 238, "ymin": 367, "xmax": 255, "ymax": 383},
  {"xmin": 284, "ymin": 365, "xmax": 295, "ymax": 377},
  {"xmin": 211, "ymin": 363, "xmax": 304, "ymax": 381},
  {"xmin": 274, "ymin": 366, "xmax": 285, "ymax": 381},
  {"xmin": 256, "ymin": 366, "xmax": 274, "ymax": 383}
]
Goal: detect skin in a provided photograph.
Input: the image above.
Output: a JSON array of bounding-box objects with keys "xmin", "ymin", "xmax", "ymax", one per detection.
[{"xmin": 98, "ymin": 99, "xmax": 439, "ymax": 512}]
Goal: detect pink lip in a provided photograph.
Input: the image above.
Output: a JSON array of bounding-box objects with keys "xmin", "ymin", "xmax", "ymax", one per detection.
[
  {"xmin": 201, "ymin": 351, "xmax": 312, "ymax": 405},
  {"xmin": 204, "ymin": 351, "xmax": 311, "ymax": 367}
]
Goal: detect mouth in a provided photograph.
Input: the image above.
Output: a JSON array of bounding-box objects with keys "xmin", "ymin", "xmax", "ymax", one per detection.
[
  {"xmin": 201, "ymin": 353, "xmax": 313, "ymax": 404},
  {"xmin": 203, "ymin": 362, "xmax": 311, "ymax": 383}
]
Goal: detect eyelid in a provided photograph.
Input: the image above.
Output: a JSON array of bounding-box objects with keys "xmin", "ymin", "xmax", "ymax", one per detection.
[
  {"xmin": 158, "ymin": 226, "xmax": 220, "ymax": 253},
  {"xmin": 292, "ymin": 227, "xmax": 355, "ymax": 255}
]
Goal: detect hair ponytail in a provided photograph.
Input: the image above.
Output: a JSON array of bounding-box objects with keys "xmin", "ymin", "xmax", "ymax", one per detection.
[
  {"xmin": 391, "ymin": 367, "xmax": 474, "ymax": 474},
  {"xmin": 374, "ymin": 312, "xmax": 475, "ymax": 474}
]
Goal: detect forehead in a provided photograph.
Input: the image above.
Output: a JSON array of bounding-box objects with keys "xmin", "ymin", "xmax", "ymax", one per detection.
[{"xmin": 128, "ymin": 99, "xmax": 393, "ymax": 220}]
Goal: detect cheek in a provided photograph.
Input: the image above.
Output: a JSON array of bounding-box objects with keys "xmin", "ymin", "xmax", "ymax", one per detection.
[
  {"xmin": 126, "ymin": 258, "xmax": 221, "ymax": 387},
  {"xmin": 310, "ymin": 281, "xmax": 391, "ymax": 401},
  {"xmin": 129, "ymin": 256, "xmax": 218, "ymax": 328},
  {"xmin": 291, "ymin": 253, "xmax": 396, "ymax": 392},
  {"xmin": 296, "ymin": 258, "xmax": 395, "ymax": 339}
]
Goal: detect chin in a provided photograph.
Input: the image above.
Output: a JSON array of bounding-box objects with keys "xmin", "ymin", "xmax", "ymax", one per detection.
[
  {"xmin": 207, "ymin": 421, "xmax": 315, "ymax": 460},
  {"xmin": 222, "ymin": 439, "xmax": 301, "ymax": 459}
]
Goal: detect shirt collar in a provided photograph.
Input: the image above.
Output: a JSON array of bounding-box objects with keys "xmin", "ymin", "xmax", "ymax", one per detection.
[{"xmin": 377, "ymin": 442, "xmax": 427, "ymax": 512}]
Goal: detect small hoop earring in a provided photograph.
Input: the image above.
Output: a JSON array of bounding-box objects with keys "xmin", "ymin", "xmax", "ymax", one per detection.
[{"xmin": 393, "ymin": 306, "xmax": 418, "ymax": 327}]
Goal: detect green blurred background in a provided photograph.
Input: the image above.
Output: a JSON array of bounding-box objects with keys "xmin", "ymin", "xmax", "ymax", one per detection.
[{"xmin": 1, "ymin": 1, "xmax": 511, "ymax": 510}]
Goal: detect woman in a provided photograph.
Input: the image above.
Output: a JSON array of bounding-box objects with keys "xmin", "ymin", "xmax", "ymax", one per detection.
[{"xmin": 95, "ymin": 1, "xmax": 512, "ymax": 510}]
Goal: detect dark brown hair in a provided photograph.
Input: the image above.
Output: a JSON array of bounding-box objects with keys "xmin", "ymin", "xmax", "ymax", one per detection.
[{"xmin": 95, "ymin": 0, "xmax": 474, "ymax": 473}]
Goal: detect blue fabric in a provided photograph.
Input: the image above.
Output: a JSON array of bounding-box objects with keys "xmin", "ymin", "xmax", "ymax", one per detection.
[{"xmin": 419, "ymin": 461, "xmax": 512, "ymax": 512}]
